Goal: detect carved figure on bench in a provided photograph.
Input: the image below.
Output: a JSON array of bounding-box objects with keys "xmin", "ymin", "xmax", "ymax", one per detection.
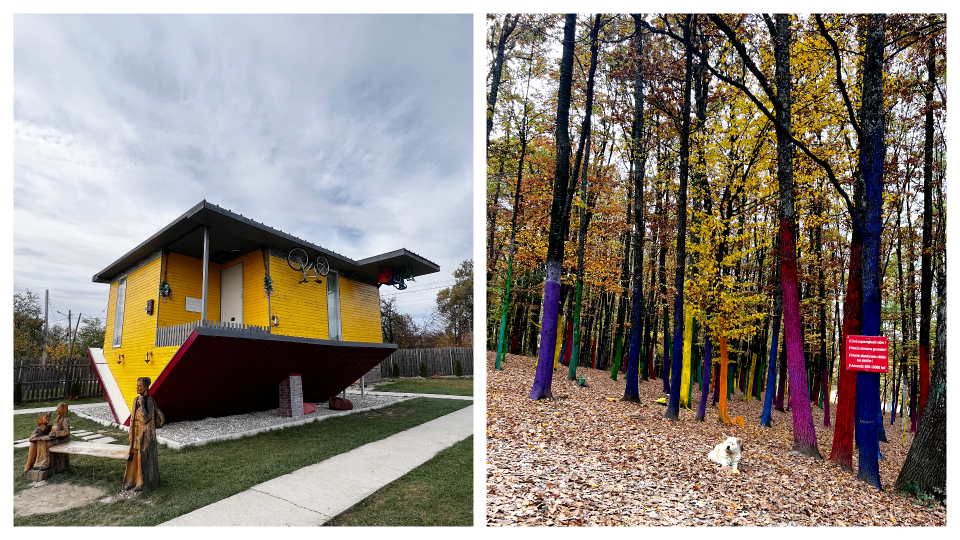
[
  {"xmin": 24, "ymin": 403, "xmax": 71, "ymax": 479},
  {"xmin": 123, "ymin": 377, "xmax": 165, "ymax": 492},
  {"xmin": 24, "ymin": 412, "xmax": 52, "ymax": 472},
  {"xmin": 48, "ymin": 402, "xmax": 71, "ymax": 472}
]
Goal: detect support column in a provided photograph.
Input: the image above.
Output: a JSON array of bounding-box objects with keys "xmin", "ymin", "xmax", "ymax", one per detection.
[{"xmin": 201, "ymin": 226, "xmax": 209, "ymax": 322}]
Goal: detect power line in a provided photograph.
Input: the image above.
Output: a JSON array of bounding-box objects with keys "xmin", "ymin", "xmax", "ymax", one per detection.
[{"xmin": 380, "ymin": 283, "xmax": 458, "ymax": 297}]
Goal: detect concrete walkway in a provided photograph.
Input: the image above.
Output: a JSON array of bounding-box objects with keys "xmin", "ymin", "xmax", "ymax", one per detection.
[
  {"xmin": 14, "ymin": 402, "xmax": 108, "ymax": 415},
  {"xmin": 161, "ymin": 404, "xmax": 474, "ymax": 526}
]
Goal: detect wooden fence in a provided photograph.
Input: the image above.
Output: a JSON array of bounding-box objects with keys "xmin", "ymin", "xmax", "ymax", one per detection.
[
  {"xmin": 373, "ymin": 347, "xmax": 473, "ymax": 381},
  {"xmin": 156, "ymin": 319, "xmax": 271, "ymax": 348},
  {"xmin": 14, "ymin": 359, "xmax": 104, "ymax": 403}
]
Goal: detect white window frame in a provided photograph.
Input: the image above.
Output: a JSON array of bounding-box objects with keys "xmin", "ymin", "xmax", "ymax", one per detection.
[
  {"xmin": 112, "ymin": 277, "xmax": 127, "ymax": 348},
  {"xmin": 327, "ymin": 271, "xmax": 342, "ymax": 341}
]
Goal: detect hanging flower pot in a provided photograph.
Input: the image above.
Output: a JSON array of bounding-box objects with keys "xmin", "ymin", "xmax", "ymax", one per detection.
[
  {"xmin": 264, "ymin": 274, "xmax": 274, "ymax": 298},
  {"xmin": 159, "ymin": 280, "xmax": 172, "ymax": 302}
]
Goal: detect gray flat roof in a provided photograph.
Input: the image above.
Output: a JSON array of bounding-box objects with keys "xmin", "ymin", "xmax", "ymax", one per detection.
[{"xmin": 91, "ymin": 200, "xmax": 439, "ymax": 285}]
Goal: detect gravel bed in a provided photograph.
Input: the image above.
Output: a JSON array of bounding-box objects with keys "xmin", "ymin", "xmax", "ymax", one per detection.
[{"xmin": 75, "ymin": 394, "xmax": 411, "ymax": 450}]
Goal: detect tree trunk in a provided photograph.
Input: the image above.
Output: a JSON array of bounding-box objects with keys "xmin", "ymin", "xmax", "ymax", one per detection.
[
  {"xmin": 894, "ymin": 262, "xmax": 945, "ymax": 499},
  {"xmin": 530, "ymin": 14, "xmax": 576, "ymax": 401},
  {"xmin": 773, "ymin": 14, "xmax": 820, "ymax": 458},
  {"xmin": 570, "ymin": 14, "xmax": 602, "ymax": 382},
  {"xmin": 917, "ymin": 35, "xmax": 935, "ymax": 425},
  {"xmin": 664, "ymin": 15, "xmax": 692, "ymax": 421},
  {"xmin": 761, "ymin": 246, "xmax": 783, "ymax": 426},
  {"xmin": 624, "ymin": 15, "xmax": 648, "ymax": 400},
  {"xmin": 855, "ymin": 14, "xmax": 886, "ymax": 488},
  {"xmin": 486, "ymin": 14, "xmax": 519, "ymax": 154}
]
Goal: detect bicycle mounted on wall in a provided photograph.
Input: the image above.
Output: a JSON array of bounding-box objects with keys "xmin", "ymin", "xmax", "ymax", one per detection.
[{"xmin": 287, "ymin": 248, "xmax": 330, "ymax": 284}]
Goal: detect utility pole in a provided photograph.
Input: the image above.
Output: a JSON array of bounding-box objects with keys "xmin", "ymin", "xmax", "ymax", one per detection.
[
  {"xmin": 42, "ymin": 290, "xmax": 49, "ymax": 365},
  {"xmin": 68, "ymin": 313, "xmax": 81, "ymax": 361}
]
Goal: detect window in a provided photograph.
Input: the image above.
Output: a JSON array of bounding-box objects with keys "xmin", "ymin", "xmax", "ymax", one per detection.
[
  {"xmin": 112, "ymin": 277, "xmax": 127, "ymax": 348},
  {"xmin": 327, "ymin": 271, "xmax": 342, "ymax": 341}
]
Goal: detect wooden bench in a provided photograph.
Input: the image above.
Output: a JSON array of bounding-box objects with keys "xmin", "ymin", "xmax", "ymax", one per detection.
[
  {"xmin": 25, "ymin": 440, "xmax": 128, "ymax": 482},
  {"xmin": 50, "ymin": 441, "xmax": 129, "ymax": 460}
]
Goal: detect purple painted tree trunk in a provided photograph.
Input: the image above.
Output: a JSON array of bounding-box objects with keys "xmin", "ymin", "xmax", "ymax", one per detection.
[
  {"xmin": 529, "ymin": 15, "xmax": 577, "ymax": 401},
  {"xmin": 774, "ymin": 14, "xmax": 820, "ymax": 457},
  {"xmin": 530, "ymin": 262, "xmax": 561, "ymax": 400}
]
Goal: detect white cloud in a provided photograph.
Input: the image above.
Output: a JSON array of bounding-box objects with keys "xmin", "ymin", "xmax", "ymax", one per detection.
[{"xmin": 14, "ymin": 14, "xmax": 473, "ymax": 327}]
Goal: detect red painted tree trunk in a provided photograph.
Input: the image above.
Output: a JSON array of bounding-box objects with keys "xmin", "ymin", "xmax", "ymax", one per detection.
[
  {"xmin": 780, "ymin": 218, "xmax": 821, "ymax": 457},
  {"xmin": 829, "ymin": 210, "xmax": 863, "ymax": 470}
]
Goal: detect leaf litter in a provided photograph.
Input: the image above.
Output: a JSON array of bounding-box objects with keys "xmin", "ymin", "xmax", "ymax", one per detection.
[{"xmin": 486, "ymin": 352, "xmax": 945, "ymax": 526}]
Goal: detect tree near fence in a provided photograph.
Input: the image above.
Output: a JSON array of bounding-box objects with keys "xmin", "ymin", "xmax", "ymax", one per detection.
[
  {"xmin": 13, "ymin": 289, "xmax": 106, "ymax": 362},
  {"xmin": 436, "ymin": 259, "xmax": 474, "ymax": 346}
]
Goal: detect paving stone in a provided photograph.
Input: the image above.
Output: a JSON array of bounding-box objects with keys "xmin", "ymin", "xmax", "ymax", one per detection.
[
  {"xmin": 14, "ymin": 438, "xmax": 29, "ymax": 444},
  {"xmin": 82, "ymin": 434, "xmax": 104, "ymax": 440},
  {"xmin": 14, "ymin": 441, "xmax": 31, "ymax": 448},
  {"xmin": 96, "ymin": 437, "xmax": 117, "ymax": 444}
]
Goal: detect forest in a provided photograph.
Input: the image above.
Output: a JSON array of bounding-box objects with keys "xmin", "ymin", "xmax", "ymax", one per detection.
[{"xmin": 485, "ymin": 13, "xmax": 945, "ymax": 526}]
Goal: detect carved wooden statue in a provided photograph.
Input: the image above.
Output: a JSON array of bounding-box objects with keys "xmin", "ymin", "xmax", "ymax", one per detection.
[
  {"xmin": 48, "ymin": 402, "xmax": 71, "ymax": 471},
  {"xmin": 24, "ymin": 412, "xmax": 52, "ymax": 472},
  {"xmin": 123, "ymin": 377, "xmax": 165, "ymax": 492},
  {"xmin": 24, "ymin": 403, "xmax": 71, "ymax": 479}
]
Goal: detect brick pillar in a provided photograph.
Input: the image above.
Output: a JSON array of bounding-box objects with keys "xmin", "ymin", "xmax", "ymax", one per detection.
[{"xmin": 279, "ymin": 374, "xmax": 304, "ymax": 417}]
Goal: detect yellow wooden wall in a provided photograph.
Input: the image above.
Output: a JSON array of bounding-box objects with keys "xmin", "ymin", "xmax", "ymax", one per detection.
[
  {"xmin": 269, "ymin": 254, "xmax": 329, "ymax": 339},
  {"xmin": 267, "ymin": 254, "xmax": 382, "ymax": 342},
  {"xmin": 156, "ymin": 252, "xmax": 222, "ymax": 327},
  {"xmin": 100, "ymin": 248, "xmax": 385, "ymax": 417},
  {"xmin": 103, "ymin": 256, "xmax": 165, "ymax": 415},
  {"xmin": 340, "ymin": 278, "xmax": 383, "ymax": 343},
  {"xmin": 220, "ymin": 250, "xmax": 271, "ymax": 328}
]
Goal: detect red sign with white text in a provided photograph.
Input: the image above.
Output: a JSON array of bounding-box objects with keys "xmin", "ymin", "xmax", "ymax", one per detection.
[{"xmin": 844, "ymin": 335, "xmax": 889, "ymax": 373}]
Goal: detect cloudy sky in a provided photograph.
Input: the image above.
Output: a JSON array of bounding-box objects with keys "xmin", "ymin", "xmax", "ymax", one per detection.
[{"xmin": 13, "ymin": 14, "xmax": 473, "ymax": 329}]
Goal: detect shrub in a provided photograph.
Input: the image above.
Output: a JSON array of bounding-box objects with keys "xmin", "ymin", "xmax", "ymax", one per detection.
[
  {"xmin": 454, "ymin": 359, "xmax": 463, "ymax": 377},
  {"xmin": 419, "ymin": 361, "xmax": 428, "ymax": 378},
  {"xmin": 70, "ymin": 378, "xmax": 82, "ymax": 398},
  {"xmin": 392, "ymin": 361, "xmax": 400, "ymax": 378}
]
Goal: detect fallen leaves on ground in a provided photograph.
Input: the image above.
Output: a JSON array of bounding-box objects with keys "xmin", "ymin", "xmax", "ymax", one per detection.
[{"xmin": 486, "ymin": 352, "xmax": 945, "ymax": 526}]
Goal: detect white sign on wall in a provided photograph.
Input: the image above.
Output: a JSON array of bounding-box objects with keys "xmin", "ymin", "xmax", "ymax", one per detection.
[{"xmin": 185, "ymin": 296, "xmax": 203, "ymax": 313}]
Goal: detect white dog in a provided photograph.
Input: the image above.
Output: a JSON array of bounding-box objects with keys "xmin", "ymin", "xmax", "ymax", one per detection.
[{"xmin": 708, "ymin": 436, "xmax": 743, "ymax": 472}]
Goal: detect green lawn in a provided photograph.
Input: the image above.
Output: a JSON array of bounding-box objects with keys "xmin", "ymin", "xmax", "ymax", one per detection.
[
  {"xmin": 326, "ymin": 435, "xmax": 473, "ymax": 526},
  {"xmin": 374, "ymin": 377, "xmax": 474, "ymax": 396},
  {"xmin": 14, "ymin": 398, "xmax": 470, "ymax": 526},
  {"xmin": 15, "ymin": 396, "xmax": 107, "ymax": 410}
]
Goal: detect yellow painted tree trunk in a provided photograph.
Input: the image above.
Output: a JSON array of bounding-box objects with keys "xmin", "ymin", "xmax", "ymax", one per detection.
[
  {"xmin": 746, "ymin": 353, "xmax": 757, "ymax": 401},
  {"xmin": 680, "ymin": 306, "xmax": 693, "ymax": 409},
  {"xmin": 553, "ymin": 316, "xmax": 564, "ymax": 370}
]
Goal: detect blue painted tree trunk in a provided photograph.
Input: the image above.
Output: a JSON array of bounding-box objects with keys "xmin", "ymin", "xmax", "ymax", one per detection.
[
  {"xmin": 855, "ymin": 13, "xmax": 886, "ymax": 489},
  {"xmin": 761, "ymin": 311, "xmax": 782, "ymax": 427},
  {"xmin": 664, "ymin": 15, "xmax": 692, "ymax": 421}
]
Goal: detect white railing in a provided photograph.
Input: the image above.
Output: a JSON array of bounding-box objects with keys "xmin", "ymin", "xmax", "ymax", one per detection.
[{"xmin": 155, "ymin": 320, "xmax": 271, "ymax": 348}]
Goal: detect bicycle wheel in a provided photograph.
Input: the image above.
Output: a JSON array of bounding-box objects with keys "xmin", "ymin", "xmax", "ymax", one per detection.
[
  {"xmin": 315, "ymin": 256, "xmax": 330, "ymax": 276},
  {"xmin": 287, "ymin": 248, "xmax": 309, "ymax": 272}
]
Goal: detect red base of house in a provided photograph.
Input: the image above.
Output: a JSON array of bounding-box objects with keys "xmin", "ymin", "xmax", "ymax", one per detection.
[{"xmin": 146, "ymin": 327, "xmax": 396, "ymax": 423}]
